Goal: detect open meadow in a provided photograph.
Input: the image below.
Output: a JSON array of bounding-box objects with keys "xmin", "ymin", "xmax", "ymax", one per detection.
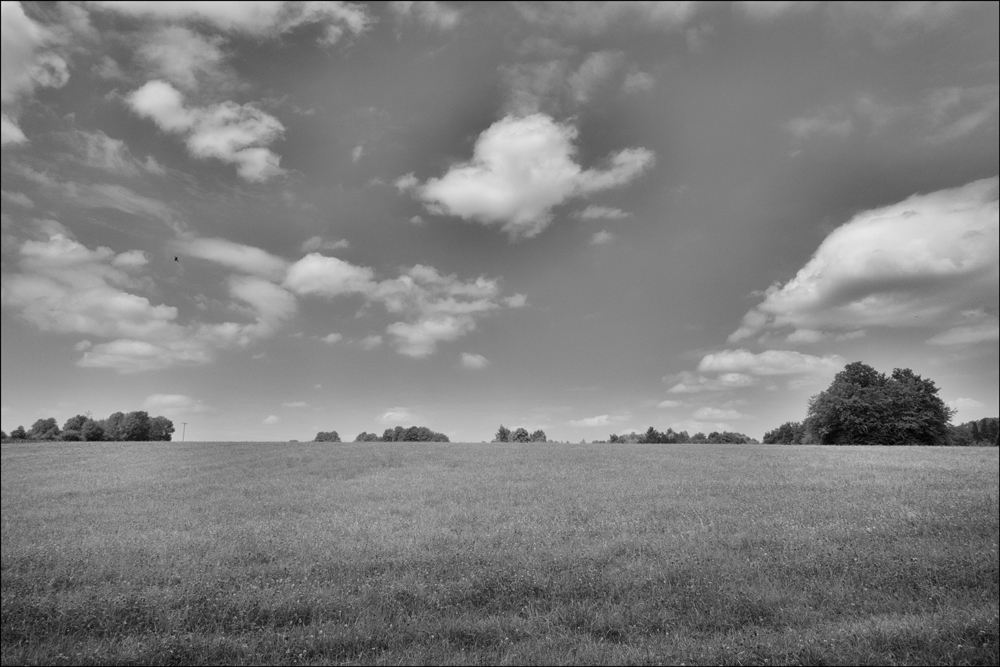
[{"xmin": 2, "ymin": 441, "xmax": 997, "ymax": 665}]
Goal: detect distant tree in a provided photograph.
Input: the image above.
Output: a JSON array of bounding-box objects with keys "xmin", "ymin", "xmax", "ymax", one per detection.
[
  {"xmin": 314, "ymin": 431, "xmax": 342, "ymax": 442},
  {"xmin": 62, "ymin": 415, "xmax": 88, "ymax": 433},
  {"xmin": 60, "ymin": 429, "xmax": 81, "ymax": 441},
  {"xmin": 393, "ymin": 425, "xmax": 405, "ymax": 441},
  {"xmin": 512, "ymin": 427, "xmax": 530, "ymax": 442},
  {"xmin": 102, "ymin": 412, "xmax": 126, "ymax": 441},
  {"xmin": 354, "ymin": 431, "xmax": 380, "ymax": 442},
  {"xmin": 120, "ymin": 411, "xmax": 151, "ymax": 441},
  {"xmin": 690, "ymin": 432, "xmax": 707, "ymax": 443},
  {"xmin": 530, "ymin": 429, "xmax": 547, "ymax": 443},
  {"xmin": 948, "ymin": 418, "xmax": 999, "ymax": 447},
  {"xmin": 805, "ymin": 362, "xmax": 953, "ymax": 446},
  {"xmin": 0, "ymin": 430, "xmax": 7, "ymax": 440},
  {"xmin": 149, "ymin": 416, "xmax": 175, "ymax": 441},
  {"xmin": 80, "ymin": 419, "xmax": 104, "ymax": 442},
  {"xmin": 494, "ymin": 425, "xmax": 511, "ymax": 443},
  {"xmin": 10, "ymin": 425, "xmax": 27, "ymax": 440},
  {"xmin": 28, "ymin": 418, "xmax": 60, "ymax": 441},
  {"xmin": 763, "ymin": 421, "xmax": 807, "ymax": 444}
]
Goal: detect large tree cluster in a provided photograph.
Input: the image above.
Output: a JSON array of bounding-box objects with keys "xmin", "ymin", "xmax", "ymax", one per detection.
[
  {"xmin": 493, "ymin": 426, "xmax": 547, "ymax": 443},
  {"xmin": 763, "ymin": 361, "xmax": 983, "ymax": 446},
  {"xmin": 353, "ymin": 426, "xmax": 450, "ymax": 442},
  {"xmin": 3, "ymin": 412, "xmax": 174, "ymax": 442}
]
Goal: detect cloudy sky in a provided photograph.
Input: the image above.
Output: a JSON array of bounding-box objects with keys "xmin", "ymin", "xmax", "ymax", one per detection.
[{"xmin": 2, "ymin": 1, "xmax": 997, "ymax": 442}]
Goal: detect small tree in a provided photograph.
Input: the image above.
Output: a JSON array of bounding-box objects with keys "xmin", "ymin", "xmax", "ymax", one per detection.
[
  {"xmin": 512, "ymin": 427, "xmax": 530, "ymax": 442},
  {"xmin": 149, "ymin": 416, "xmax": 175, "ymax": 441},
  {"xmin": 530, "ymin": 429, "xmax": 547, "ymax": 443},
  {"xmin": 314, "ymin": 431, "xmax": 341, "ymax": 442},
  {"xmin": 10, "ymin": 425, "xmax": 27, "ymax": 440},
  {"xmin": 28, "ymin": 418, "xmax": 60, "ymax": 440},
  {"xmin": 494, "ymin": 425, "xmax": 511, "ymax": 442},
  {"xmin": 81, "ymin": 419, "xmax": 104, "ymax": 442}
]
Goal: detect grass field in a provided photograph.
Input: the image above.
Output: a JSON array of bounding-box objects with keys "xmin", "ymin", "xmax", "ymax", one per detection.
[{"xmin": 2, "ymin": 441, "xmax": 997, "ymax": 665}]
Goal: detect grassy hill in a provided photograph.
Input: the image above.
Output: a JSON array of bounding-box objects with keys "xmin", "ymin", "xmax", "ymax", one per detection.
[{"xmin": 2, "ymin": 441, "xmax": 997, "ymax": 665}]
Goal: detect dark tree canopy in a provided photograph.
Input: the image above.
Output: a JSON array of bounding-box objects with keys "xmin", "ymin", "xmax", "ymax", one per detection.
[
  {"xmin": 314, "ymin": 431, "xmax": 342, "ymax": 442},
  {"xmin": 763, "ymin": 421, "xmax": 807, "ymax": 445},
  {"xmin": 805, "ymin": 362, "xmax": 953, "ymax": 446}
]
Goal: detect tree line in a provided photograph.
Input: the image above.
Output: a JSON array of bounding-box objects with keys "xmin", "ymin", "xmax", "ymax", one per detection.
[
  {"xmin": 311, "ymin": 426, "xmax": 451, "ymax": 443},
  {"xmin": 2, "ymin": 412, "xmax": 175, "ymax": 442},
  {"xmin": 600, "ymin": 428, "xmax": 757, "ymax": 444},
  {"xmin": 762, "ymin": 361, "xmax": 998, "ymax": 446}
]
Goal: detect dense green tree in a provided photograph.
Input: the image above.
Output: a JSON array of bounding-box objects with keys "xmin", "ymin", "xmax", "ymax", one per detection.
[
  {"xmin": 81, "ymin": 419, "xmax": 104, "ymax": 442},
  {"xmin": 101, "ymin": 412, "xmax": 126, "ymax": 441},
  {"xmin": 62, "ymin": 415, "xmax": 88, "ymax": 433},
  {"xmin": 314, "ymin": 431, "xmax": 341, "ymax": 442},
  {"xmin": 119, "ymin": 411, "xmax": 151, "ymax": 441},
  {"xmin": 10, "ymin": 425, "xmax": 27, "ymax": 440},
  {"xmin": 28, "ymin": 418, "xmax": 60, "ymax": 440},
  {"xmin": 0, "ymin": 431, "xmax": 7, "ymax": 440},
  {"xmin": 763, "ymin": 421, "xmax": 807, "ymax": 444},
  {"xmin": 148, "ymin": 416, "xmax": 174, "ymax": 441},
  {"xmin": 354, "ymin": 431, "xmax": 380, "ymax": 442},
  {"xmin": 805, "ymin": 362, "xmax": 953, "ymax": 446},
  {"xmin": 494, "ymin": 425, "xmax": 511, "ymax": 442},
  {"xmin": 530, "ymin": 429, "xmax": 547, "ymax": 443},
  {"xmin": 512, "ymin": 427, "xmax": 530, "ymax": 442}
]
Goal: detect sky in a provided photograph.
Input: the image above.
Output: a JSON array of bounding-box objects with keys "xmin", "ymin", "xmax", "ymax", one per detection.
[{"xmin": 1, "ymin": 1, "xmax": 997, "ymax": 443}]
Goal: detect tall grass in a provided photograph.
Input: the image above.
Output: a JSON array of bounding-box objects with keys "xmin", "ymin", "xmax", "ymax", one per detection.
[{"xmin": 2, "ymin": 441, "xmax": 997, "ymax": 665}]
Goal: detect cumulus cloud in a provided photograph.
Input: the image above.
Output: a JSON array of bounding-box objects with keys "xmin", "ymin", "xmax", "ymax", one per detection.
[
  {"xmin": 90, "ymin": 1, "xmax": 373, "ymax": 46},
  {"xmin": 320, "ymin": 332, "xmax": 343, "ymax": 345},
  {"xmin": 409, "ymin": 114, "xmax": 654, "ymax": 239},
  {"xmin": 174, "ymin": 236, "xmax": 289, "ymax": 280},
  {"xmin": 515, "ymin": 1, "xmax": 698, "ymax": 34},
  {"xmin": 262, "ymin": 415, "xmax": 280, "ymax": 425},
  {"xmin": 285, "ymin": 256, "xmax": 521, "ymax": 357},
  {"xmin": 460, "ymin": 352, "xmax": 489, "ymax": 370},
  {"xmin": 379, "ymin": 407, "xmax": 417, "ymax": 424},
  {"xmin": 137, "ymin": 25, "xmax": 228, "ymax": 91},
  {"xmin": 622, "ymin": 69, "xmax": 655, "ymax": 94},
  {"xmin": 128, "ymin": 80, "xmax": 285, "ymax": 181},
  {"xmin": 590, "ymin": 230, "xmax": 614, "ymax": 245},
  {"xmin": 1, "ymin": 233, "xmax": 298, "ymax": 373},
  {"xmin": 389, "ymin": 1, "xmax": 462, "ymax": 30},
  {"xmin": 142, "ymin": 393, "xmax": 213, "ymax": 414},
  {"xmin": 568, "ymin": 414, "xmax": 613, "ymax": 427},
  {"xmin": 697, "ymin": 349, "xmax": 845, "ymax": 377},
  {"xmin": 657, "ymin": 399, "xmax": 683, "ymax": 408},
  {"xmin": 359, "ymin": 334, "xmax": 383, "ymax": 350},
  {"xmin": 729, "ymin": 177, "xmax": 1000, "ymax": 345},
  {"xmin": 1, "ymin": 2, "xmax": 70, "ymax": 144},
  {"xmin": 665, "ymin": 371, "xmax": 757, "ymax": 394},
  {"xmin": 692, "ymin": 407, "xmax": 748, "ymax": 421},
  {"xmin": 574, "ymin": 205, "xmax": 630, "ymax": 220}
]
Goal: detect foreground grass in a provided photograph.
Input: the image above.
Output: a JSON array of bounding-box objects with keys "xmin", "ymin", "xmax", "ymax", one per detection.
[{"xmin": 2, "ymin": 442, "xmax": 997, "ymax": 665}]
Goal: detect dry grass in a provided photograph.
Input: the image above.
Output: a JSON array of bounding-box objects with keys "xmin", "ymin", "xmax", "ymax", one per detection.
[{"xmin": 2, "ymin": 441, "xmax": 997, "ymax": 665}]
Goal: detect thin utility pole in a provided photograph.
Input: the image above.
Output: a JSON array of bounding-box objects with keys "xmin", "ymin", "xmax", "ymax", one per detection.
[{"xmin": 181, "ymin": 422, "xmax": 187, "ymax": 442}]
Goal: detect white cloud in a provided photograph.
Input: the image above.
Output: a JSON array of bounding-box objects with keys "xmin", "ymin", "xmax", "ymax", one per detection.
[
  {"xmin": 351, "ymin": 145, "xmax": 364, "ymax": 162},
  {"xmin": 568, "ymin": 50, "xmax": 625, "ymax": 104},
  {"xmin": 1, "ymin": 190, "xmax": 34, "ymax": 208},
  {"xmin": 128, "ymin": 80, "xmax": 285, "ymax": 181},
  {"xmin": 948, "ymin": 397, "xmax": 988, "ymax": 422},
  {"xmin": 137, "ymin": 25, "xmax": 227, "ymax": 91},
  {"xmin": 697, "ymin": 349, "xmax": 844, "ymax": 377},
  {"xmin": 575, "ymin": 205, "xmax": 630, "ymax": 220},
  {"xmin": 300, "ymin": 236, "xmax": 349, "ymax": 253},
  {"xmin": 262, "ymin": 415, "xmax": 280, "ymax": 425},
  {"xmin": 516, "ymin": 2, "xmax": 698, "ymax": 34},
  {"xmin": 622, "ymin": 69, "xmax": 655, "ymax": 94},
  {"xmin": 320, "ymin": 332, "xmax": 343, "ymax": 345},
  {"xmin": 730, "ymin": 177, "xmax": 1000, "ymax": 345},
  {"xmin": 503, "ymin": 293, "xmax": 528, "ymax": 308},
  {"xmin": 1, "ymin": 233, "xmax": 298, "ymax": 373},
  {"xmin": 69, "ymin": 129, "xmax": 141, "ymax": 176},
  {"xmin": 460, "ymin": 352, "xmax": 489, "ymax": 370},
  {"xmin": 590, "ymin": 229, "xmax": 614, "ymax": 245},
  {"xmin": 142, "ymin": 393, "xmax": 212, "ymax": 414},
  {"xmin": 568, "ymin": 414, "xmax": 612, "ymax": 427},
  {"xmin": 283, "ymin": 253, "xmax": 376, "ymax": 297},
  {"xmin": 359, "ymin": 334, "xmax": 383, "ymax": 350},
  {"xmin": 665, "ymin": 371, "xmax": 757, "ymax": 394},
  {"xmin": 286, "ymin": 257, "xmax": 521, "ymax": 357},
  {"xmin": 692, "ymin": 407, "xmax": 749, "ymax": 421},
  {"xmin": 389, "ymin": 1, "xmax": 462, "ymax": 31},
  {"xmin": 175, "ymin": 236, "xmax": 289, "ymax": 280},
  {"xmin": 657, "ymin": 400, "xmax": 683, "ymax": 408},
  {"xmin": 379, "ymin": 407, "xmax": 417, "ymax": 424},
  {"xmin": 282, "ymin": 401, "xmax": 308, "ymax": 408},
  {"xmin": 90, "ymin": 1, "xmax": 373, "ymax": 46},
  {"xmin": 411, "ymin": 114, "xmax": 654, "ymax": 240},
  {"xmin": 1, "ymin": 2, "xmax": 70, "ymax": 144}
]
